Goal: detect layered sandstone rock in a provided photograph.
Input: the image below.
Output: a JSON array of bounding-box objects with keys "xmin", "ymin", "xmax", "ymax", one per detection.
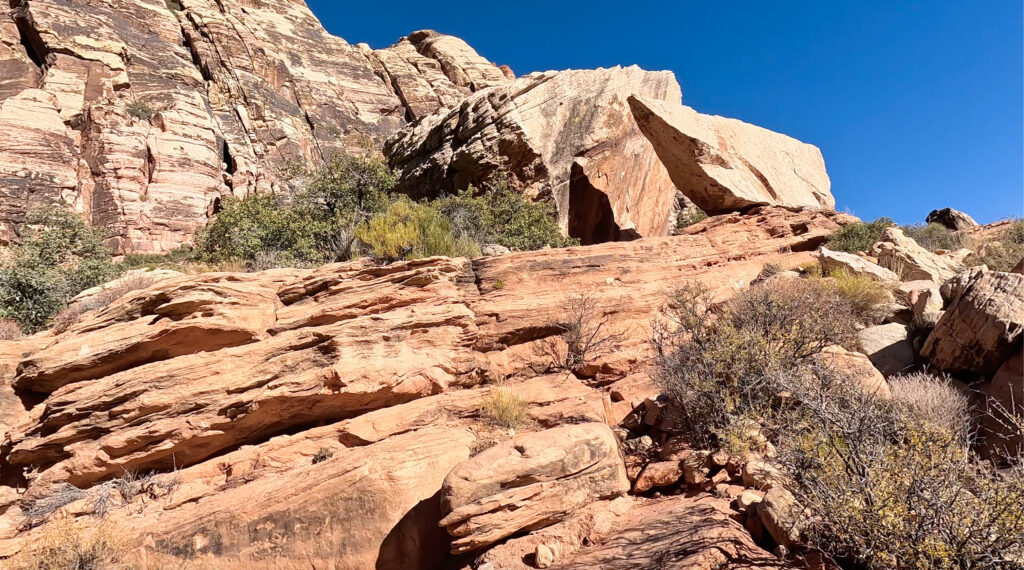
[
  {"xmin": 439, "ymin": 423, "xmax": 630, "ymax": 553},
  {"xmin": 0, "ymin": 207, "xmax": 853, "ymax": 566},
  {"xmin": 927, "ymin": 208, "xmax": 978, "ymax": 231},
  {"xmin": 0, "ymin": 2, "xmax": 507, "ymax": 252},
  {"xmin": 386, "ymin": 66, "xmax": 682, "ymax": 244},
  {"xmin": 628, "ymin": 95, "xmax": 834, "ymax": 213},
  {"xmin": 872, "ymin": 227, "xmax": 965, "ymax": 283},
  {"xmin": 819, "ymin": 247, "xmax": 900, "ymax": 283},
  {"xmin": 922, "ymin": 269, "xmax": 1024, "ymax": 376}
]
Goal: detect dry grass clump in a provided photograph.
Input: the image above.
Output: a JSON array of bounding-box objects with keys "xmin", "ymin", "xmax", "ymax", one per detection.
[
  {"xmin": 480, "ymin": 385, "xmax": 529, "ymax": 429},
  {"xmin": 0, "ymin": 318, "xmax": 23, "ymax": 340},
  {"xmin": 823, "ymin": 268, "xmax": 895, "ymax": 324},
  {"xmin": 964, "ymin": 219, "xmax": 1024, "ymax": 272},
  {"xmin": 889, "ymin": 372, "xmax": 972, "ymax": 442},
  {"xmin": 20, "ymin": 483, "xmax": 86, "ymax": 529},
  {"xmin": 7, "ymin": 518, "xmax": 130, "ymax": 570}
]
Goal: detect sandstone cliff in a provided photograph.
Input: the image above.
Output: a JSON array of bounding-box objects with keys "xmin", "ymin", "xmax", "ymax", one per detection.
[{"xmin": 0, "ymin": 0, "xmax": 508, "ymax": 253}]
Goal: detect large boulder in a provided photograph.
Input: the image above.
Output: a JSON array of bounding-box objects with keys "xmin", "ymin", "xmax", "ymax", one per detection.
[
  {"xmin": 981, "ymin": 351, "xmax": 1023, "ymax": 461},
  {"xmin": 386, "ymin": 66, "xmax": 682, "ymax": 245},
  {"xmin": 926, "ymin": 208, "xmax": 978, "ymax": 231},
  {"xmin": 858, "ymin": 323, "xmax": 916, "ymax": 377},
  {"xmin": 819, "ymin": 247, "xmax": 900, "ymax": 282},
  {"xmin": 922, "ymin": 269, "xmax": 1024, "ymax": 376},
  {"xmin": 871, "ymin": 228, "xmax": 965, "ymax": 283},
  {"xmin": 438, "ymin": 423, "xmax": 630, "ymax": 553},
  {"xmin": 627, "ymin": 95, "xmax": 834, "ymax": 213},
  {"xmin": 811, "ymin": 346, "xmax": 892, "ymax": 399}
]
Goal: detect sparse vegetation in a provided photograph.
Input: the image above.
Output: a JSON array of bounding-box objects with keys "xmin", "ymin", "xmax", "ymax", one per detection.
[
  {"xmin": 312, "ymin": 447, "xmax": 334, "ymax": 464},
  {"xmin": 492, "ymin": 279, "xmax": 506, "ymax": 290},
  {"xmin": 20, "ymin": 483, "xmax": 87, "ymax": 529},
  {"xmin": 126, "ymin": 99, "xmax": 157, "ymax": 121},
  {"xmin": 480, "ymin": 385, "xmax": 529, "ymax": 429},
  {"xmin": 51, "ymin": 272, "xmax": 160, "ymax": 333},
  {"xmin": 0, "ymin": 318, "xmax": 23, "ymax": 340},
  {"xmin": 434, "ymin": 183, "xmax": 575, "ymax": 251},
  {"xmin": 355, "ymin": 198, "xmax": 480, "ymax": 263},
  {"xmin": 7, "ymin": 518, "xmax": 130, "ymax": 570},
  {"xmin": 654, "ymin": 277, "xmax": 1024, "ymax": 568},
  {"xmin": 653, "ymin": 278, "xmax": 859, "ymax": 449},
  {"xmin": 826, "ymin": 217, "xmax": 893, "ymax": 253},
  {"xmin": 965, "ymin": 219, "xmax": 1024, "ymax": 272},
  {"xmin": 542, "ymin": 291, "xmax": 625, "ymax": 374},
  {"xmin": 822, "ymin": 268, "xmax": 895, "ymax": 324},
  {"xmin": 901, "ymin": 222, "xmax": 962, "ymax": 251},
  {"xmin": 0, "ymin": 207, "xmax": 121, "ymax": 332},
  {"xmin": 676, "ymin": 207, "xmax": 708, "ymax": 229}
]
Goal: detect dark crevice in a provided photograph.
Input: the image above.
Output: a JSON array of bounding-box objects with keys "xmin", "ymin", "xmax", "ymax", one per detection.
[
  {"xmin": 219, "ymin": 137, "xmax": 235, "ymax": 175},
  {"xmin": 10, "ymin": 5, "xmax": 48, "ymax": 68},
  {"xmin": 568, "ymin": 163, "xmax": 637, "ymax": 245}
]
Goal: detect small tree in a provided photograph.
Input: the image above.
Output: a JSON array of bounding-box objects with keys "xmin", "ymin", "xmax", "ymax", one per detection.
[
  {"xmin": 542, "ymin": 291, "xmax": 624, "ymax": 374},
  {"xmin": 0, "ymin": 207, "xmax": 120, "ymax": 332}
]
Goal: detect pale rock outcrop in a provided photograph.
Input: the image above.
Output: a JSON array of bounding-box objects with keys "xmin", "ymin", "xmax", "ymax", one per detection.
[
  {"xmin": 897, "ymin": 280, "xmax": 944, "ymax": 326},
  {"xmin": 439, "ymin": 423, "xmax": 630, "ymax": 553},
  {"xmin": 927, "ymin": 208, "xmax": 978, "ymax": 231},
  {"xmin": 872, "ymin": 228, "xmax": 965, "ymax": 283},
  {"xmin": 628, "ymin": 95, "xmax": 834, "ymax": 213},
  {"xmin": 922, "ymin": 269, "xmax": 1024, "ymax": 376},
  {"xmin": 386, "ymin": 66, "xmax": 683, "ymax": 244},
  {"xmin": 819, "ymin": 246, "xmax": 900, "ymax": 282},
  {"xmin": 858, "ymin": 323, "xmax": 915, "ymax": 377},
  {"xmin": 758, "ymin": 487, "xmax": 802, "ymax": 548}
]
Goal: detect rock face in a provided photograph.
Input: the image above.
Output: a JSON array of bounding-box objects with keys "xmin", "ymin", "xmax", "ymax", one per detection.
[
  {"xmin": 0, "ymin": 0, "xmax": 507, "ymax": 252},
  {"xmin": 819, "ymin": 246, "xmax": 900, "ymax": 282},
  {"xmin": 439, "ymin": 423, "xmax": 630, "ymax": 553},
  {"xmin": 628, "ymin": 95, "xmax": 834, "ymax": 213},
  {"xmin": 927, "ymin": 208, "xmax": 978, "ymax": 231},
  {"xmin": 858, "ymin": 323, "xmax": 915, "ymax": 377},
  {"xmin": 386, "ymin": 66, "xmax": 683, "ymax": 245},
  {"xmin": 922, "ymin": 269, "xmax": 1024, "ymax": 377},
  {"xmin": 872, "ymin": 228, "xmax": 965, "ymax": 283},
  {"xmin": 0, "ymin": 207, "xmax": 852, "ymax": 566}
]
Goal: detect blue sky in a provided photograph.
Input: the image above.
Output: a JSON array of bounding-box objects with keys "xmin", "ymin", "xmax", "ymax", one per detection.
[{"xmin": 308, "ymin": 1, "xmax": 1023, "ymax": 224}]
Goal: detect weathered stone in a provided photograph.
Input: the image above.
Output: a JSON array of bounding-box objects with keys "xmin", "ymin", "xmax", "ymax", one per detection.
[
  {"xmin": 741, "ymin": 460, "xmax": 784, "ymax": 491},
  {"xmin": 386, "ymin": 66, "xmax": 683, "ymax": 244},
  {"xmin": 439, "ymin": 423, "xmax": 630, "ymax": 553},
  {"xmin": 927, "ymin": 208, "xmax": 978, "ymax": 231},
  {"xmin": 872, "ymin": 228, "xmax": 965, "ymax": 283},
  {"xmin": 858, "ymin": 323, "xmax": 915, "ymax": 377},
  {"xmin": 819, "ymin": 247, "xmax": 900, "ymax": 282},
  {"xmin": 633, "ymin": 461, "xmax": 684, "ymax": 493},
  {"xmin": 922, "ymin": 269, "xmax": 1024, "ymax": 376},
  {"xmin": 811, "ymin": 346, "xmax": 892, "ymax": 399},
  {"xmin": 897, "ymin": 280, "xmax": 944, "ymax": 326},
  {"xmin": 628, "ymin": 95, "xmax": 834, "ymax": 213},
  {"xmin": 759, "ymin": 487, "xmax": 802, "ymax": 548},
  {"xmin": 556, "ymin": 496, "xmax": 791, "ymax": 569}
]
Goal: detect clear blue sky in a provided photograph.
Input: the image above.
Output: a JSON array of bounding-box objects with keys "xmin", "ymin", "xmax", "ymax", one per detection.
[{"xmin": 308, "ymin": 0, "xmax": 1023, "ymax": 225}]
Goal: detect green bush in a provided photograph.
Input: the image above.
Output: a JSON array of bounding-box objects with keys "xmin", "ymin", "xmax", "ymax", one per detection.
[
  {"xmin": 355, "ymin": 199, "xmax": 479, "ymax": 263},
  {"xmin": 194, "ymin": 193, "xmax": 328, "ymax": 266},
  {"xmin": 676, "ymin": 207, "xmax": 708, "ymax": 229},
  {"xmin": 826, "ymin": 217, "xmax": 893, "ymax": 253},
  {"xmin": 433, "ymin": 182, "xmax": 575, "ymax": 251},
  {"xmin": 0, "ymin": 207, "xmax": 120, "ymax": 332},
  {"xmin": 901, "ymin": 222, "xmax": 962, "ymax": 251}
]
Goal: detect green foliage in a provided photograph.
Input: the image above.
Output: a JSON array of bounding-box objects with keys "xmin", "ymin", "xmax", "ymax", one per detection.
[
  {"xmin": 194, "ymin": 193, "xmax": 329, "ymax": 266},
  {"xmin": 126, "ymin": 100, "xmax": 156, "ymax": 121},
  {"xmin": 355, "ymin": 199, "xmax": 479, "ymax": 263},
  {"xmin": 676, "ymin": 207, "xmax": 708, "ymax": 229},
  {"xmin": 296, "ymin": 154, "xmax": 395, "ymax": 223},
  {"xmin": 826, "ymin": 217, "xmax": 894, "ymax": 253},
  {"xmin": 900, "ymin": 222, "xmax": 962, "ymax": 251},
  {"xmin": 0, "ymin": 207, "xmax": 120, "ymax": 332},
  {"xmin": 433, "ymin": 183, "xmax": 575, "ymax": 251}
]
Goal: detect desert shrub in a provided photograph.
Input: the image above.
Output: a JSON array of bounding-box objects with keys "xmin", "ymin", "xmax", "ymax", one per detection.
[
  {"xmin": 355, "ymin": 199, "xmax": 479, "ymax": 262},
  {"xmin": 826, "ymin": 217, "xmax": 893, "ymax": 253},
  {"xmin": 312, "ymin": 447, "xmax": 334, "ymax": 464},
  {"xmin": 653, "ymin": 279, "xmax": 859, "ymax": 448},
  {"xmin": 901, "ymin": 222, "xmax": 962, "ymax": 251},
  {"xmin": 126, "ymin": 99, "xmax": 156, "ymax": 121},
  {"xmin": 676, "ymin": 207, "xmax": 708, "ymax": 229},
  {"xmin": 8, "ymin": 518, "xmax": 129, "ymax": 570},
  {"xmin": 0, "ymin": 207, "xmax": 120, "ymax": 332},
  {"xmin": 0, "ymin": 318, "xmax": 23, "ymax": 340},
  {"xmin": 20, "ymin": 483, "xmax": 87, "ymax": 529},
  {"xmin": 433, "ymin": 182, "xmax": 574, "ymax": 251},
  {"xmin": 776, "ymin": 369, "xmax": 1024, "ymax": 569},
  {"xmin": 194, "ymin": 193, "xmax": 328, "ymax": 265},
  {"xmin": 823, "ymin": 268, "xmax": 894, "ymax": 324},
  {"xmin": 492, "ymin": 279, "xmax": 506, "ymax": 290},
  {"xmin": 889, "ymin": 372, "xmax": 972, "ymax": 443},
  {"xmin": 541, "ymin": 291, "xmax": 625, "ymax": 374},
  {"xmin": 481, "ymin": 385, "xmax": 529, "ymax": 429}
]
